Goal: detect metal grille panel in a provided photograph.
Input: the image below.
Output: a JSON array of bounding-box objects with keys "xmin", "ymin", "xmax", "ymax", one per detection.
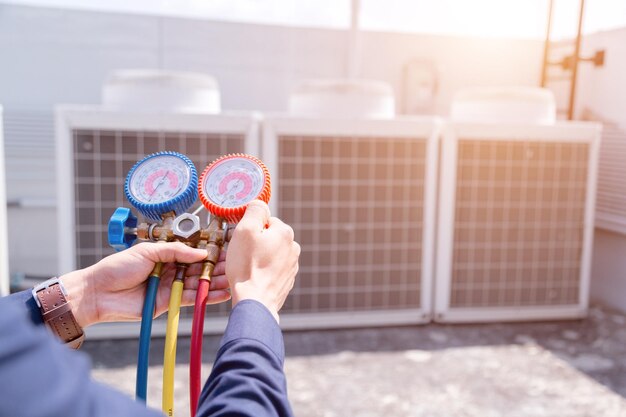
[
  {"xmin": 450, "ymin": 140, "xmax": 589, "ymax": 308},
  {"xmin": 3, "ymin": 109, "xmax": 55, "ymax": 201},
  {"xmin": 277, "ymin": 135, "xmax": 427, "ymax": 314},
  {"xmin": 596, "ymin": 123, "xmax": 626, "ymax": 233}
]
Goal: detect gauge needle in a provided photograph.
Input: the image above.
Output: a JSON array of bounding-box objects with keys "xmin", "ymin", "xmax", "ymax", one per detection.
[{"xmin": 149, "ymin": 171, "xmax": 169, "ymax": 202}]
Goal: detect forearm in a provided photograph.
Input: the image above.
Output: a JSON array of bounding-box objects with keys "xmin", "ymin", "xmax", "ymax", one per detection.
[
  {"xmin": 2, "ymin": 272, "xmax": 94, "ymax": 349},
  {"xmin": 0, "ymin": 297, "xmax": 162, "ymax": 417},
  {"xmin": 2, "ymin": 267, "xmax": 97, "ymax": 329},
  {"xmin": 197, "ymin": 300, "xmax": 294, "ymax": 417}
]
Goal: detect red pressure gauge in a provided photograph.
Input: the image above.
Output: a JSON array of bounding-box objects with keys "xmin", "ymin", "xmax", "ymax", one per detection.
[{"xmin": 198, "ymin": 154, "xmax": 271, "ymax": 223}]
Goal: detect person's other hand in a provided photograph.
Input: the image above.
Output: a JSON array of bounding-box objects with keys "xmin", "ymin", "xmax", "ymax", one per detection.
[
  {"xmin": 60, "ymin": 242, "xmax": 231, "ymax": 328},
  {"xmin": 226, "ymin": 200, "xmax": 300, "ymax": 322}
]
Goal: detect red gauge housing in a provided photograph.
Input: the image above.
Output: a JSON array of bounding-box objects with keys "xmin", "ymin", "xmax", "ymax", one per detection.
[{"xmin": 198, "ymin": 154, "xmax": 271, "ymax": 223}]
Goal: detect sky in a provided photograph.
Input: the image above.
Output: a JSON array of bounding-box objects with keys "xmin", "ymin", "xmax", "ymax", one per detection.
[{"xmin": 2, "ymin": 0, "xmax": 626, "ymax": 39}]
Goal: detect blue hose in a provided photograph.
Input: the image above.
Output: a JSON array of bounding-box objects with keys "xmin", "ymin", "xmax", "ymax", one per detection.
[{"xmin": 136, "ymin": 274, "xmax": 160, "ymax": 402}]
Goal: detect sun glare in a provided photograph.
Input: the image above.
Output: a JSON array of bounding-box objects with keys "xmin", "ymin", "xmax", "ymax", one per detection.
[
  {"xmin": 361, "ymin": 0, "xmax": 626, "ymax": 39},
  {"xmin": 2, "ymin": 0, "xmax": 626, "ymax": 38}
]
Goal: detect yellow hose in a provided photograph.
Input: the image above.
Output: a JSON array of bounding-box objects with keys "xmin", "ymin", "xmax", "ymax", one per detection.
[{"xmin": 162, "ymin": 278, "xmax": 184, "ymax": 416}]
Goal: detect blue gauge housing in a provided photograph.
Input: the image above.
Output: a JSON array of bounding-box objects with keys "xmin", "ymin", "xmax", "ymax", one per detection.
[{"xmin": 124, "ymin": 151, "xmax": 198, "ymax": 222}]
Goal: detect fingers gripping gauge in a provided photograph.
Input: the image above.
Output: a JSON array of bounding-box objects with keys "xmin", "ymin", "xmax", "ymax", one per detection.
[
  {"xmin": 125, "ymin": 151, "xmax": 198, "ymax": 222},
  {"xmin": 198, "ymin": 154, "xmax": 271, "ymax": 223}
]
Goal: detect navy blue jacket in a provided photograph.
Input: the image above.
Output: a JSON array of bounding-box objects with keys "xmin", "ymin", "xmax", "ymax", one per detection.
[{"xmin": 0, "ymin": 291, "xmax": 293, "ymax": 417}]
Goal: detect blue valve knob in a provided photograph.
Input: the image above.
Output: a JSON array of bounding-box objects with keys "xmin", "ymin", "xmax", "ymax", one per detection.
[{"xmin": 108, "ymin": 207, "xmax": 138, "ymax": 251}]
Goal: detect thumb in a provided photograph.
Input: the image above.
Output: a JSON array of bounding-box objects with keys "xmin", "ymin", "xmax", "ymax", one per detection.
[{"xmin": 236, "ymin": 200, "xmax": 271, "ymax": 232}]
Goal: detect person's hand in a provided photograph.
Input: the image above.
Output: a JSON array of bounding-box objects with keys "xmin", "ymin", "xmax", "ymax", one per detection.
[
  {"xmin": 226, "ymin": 200, "xmax": 300, "ymax": 323},
  {"xmin": 60, "ymin": 242, "xmax": 231, "ymax": 328}
]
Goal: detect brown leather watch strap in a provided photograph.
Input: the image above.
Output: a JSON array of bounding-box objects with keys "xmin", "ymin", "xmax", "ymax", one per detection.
[{"xmin": 33, "ymin": 279, "xmax": 85, "ymax": 349}]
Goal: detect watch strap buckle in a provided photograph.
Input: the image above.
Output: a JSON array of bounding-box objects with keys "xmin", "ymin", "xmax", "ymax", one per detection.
[{"xmin": 32, "ymin": 278, "xmax": 67, "ymax": 308}]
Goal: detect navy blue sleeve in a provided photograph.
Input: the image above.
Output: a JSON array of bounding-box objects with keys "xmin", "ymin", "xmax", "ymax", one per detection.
[
  {"xmin": 197, "ymin": 300, "xmax": 294, "ymax": 417},
  {"xmin": 5, "ymin": 288, "xmax": 46, "ymax": 325},
  {"xmin": 0, "ymin": 294, "xmax": 162, "ymax": 417}
]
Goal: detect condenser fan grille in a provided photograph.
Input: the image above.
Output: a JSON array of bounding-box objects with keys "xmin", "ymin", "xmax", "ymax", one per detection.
[
  {"xmin": 277, "ymin": 134, "xmax": 427, "ymax": 314},
  {"xmin": 450, "ymin": 139, "xmax": 589, "ymax": 308}
]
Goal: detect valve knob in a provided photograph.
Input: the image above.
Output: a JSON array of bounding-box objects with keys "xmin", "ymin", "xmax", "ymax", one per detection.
[{"xmin": 108, "ymin": 207, "xmax": 138, "ymax": 251}]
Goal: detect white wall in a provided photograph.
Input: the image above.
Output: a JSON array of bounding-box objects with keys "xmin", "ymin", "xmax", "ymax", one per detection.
[
  {"xmin": 358, "ymin": 31, "xmax": 543, "ymax": 116},
  {"xmin": 576, "ymin": 27, "xmax": 626, "ymax": 129},
  {"xmin": 0, "ymin": 4, "xmax": 544, "ymax": 277},
  {"xmin": 574, "ymin": 27, "xmax": 626, "ymax": 313},
  {"xmin": 0, "ymin": 4, "xmax": 544, "ymax": 113}
]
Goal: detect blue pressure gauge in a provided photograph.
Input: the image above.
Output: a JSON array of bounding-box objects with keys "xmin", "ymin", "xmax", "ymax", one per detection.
[{"xmin": 124, "ymin": 151, "xmax": 198, "ymax": 222}]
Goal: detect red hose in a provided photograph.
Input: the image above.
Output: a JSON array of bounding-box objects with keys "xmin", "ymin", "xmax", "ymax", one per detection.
[{"xmin": 190, "ymin": 278, "xmax": 210, "ymax": 417}]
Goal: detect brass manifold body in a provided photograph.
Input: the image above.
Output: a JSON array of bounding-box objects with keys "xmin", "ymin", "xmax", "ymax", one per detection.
[{"xmin": 135, "ymin": 211, "xmax": 233, "ymax": 274}]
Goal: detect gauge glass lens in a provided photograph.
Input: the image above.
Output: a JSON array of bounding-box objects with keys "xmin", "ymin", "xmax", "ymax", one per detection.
[
  {"xmin": 203, "ymin": 158, "xmax": 265, "ymax": 208},
  {"xmin": 128, "ymin": 155, "xmax": 191, "ymax": 204}
]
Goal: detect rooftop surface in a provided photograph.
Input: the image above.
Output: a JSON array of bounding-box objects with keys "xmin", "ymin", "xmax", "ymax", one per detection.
[{"xmin": 86, "ymin": 305, "xmax": 626, "ymax": 417}]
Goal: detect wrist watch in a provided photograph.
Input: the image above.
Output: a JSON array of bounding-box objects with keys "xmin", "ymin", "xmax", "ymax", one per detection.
[{"xmin": 32, "ymin": 278, "xmax": 85, "ymax": 349}]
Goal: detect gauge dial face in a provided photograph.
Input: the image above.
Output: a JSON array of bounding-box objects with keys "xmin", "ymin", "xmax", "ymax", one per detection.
[
  {"xmin": 128, "ymin": 155, "xmax": 192, "ymax": 204},
  {"xmin": 202, "ymin": 157, "xmax": 266, "ymax": 208}
]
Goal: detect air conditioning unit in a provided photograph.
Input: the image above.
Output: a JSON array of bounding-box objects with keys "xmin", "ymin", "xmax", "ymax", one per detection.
[
  {"xmin": 263, "ymin": 80, "xmax": 439, "ymax": 328},
  {"xmin": 56, "ymin": 109, "xmax": 259, "ymax": 336},
  {"xmin": 0, "ymin": 107, "xmax": 9, "ymax": 296},
  {"xmin": 263, "ymin": 116, "xmax": 439, "ymax": 329},
  {"xmin": 55, "ymin": 71, "xmax": 259, "ymax": 337},
  {"xmin": 435, "ymin": 116, "xmax": 601, "ymax": 322}
]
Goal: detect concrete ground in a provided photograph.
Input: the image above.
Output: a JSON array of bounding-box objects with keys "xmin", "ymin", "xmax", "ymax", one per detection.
[{"xmin": 87, "ymin": 305, "xmax": 626, "ymax": 417}]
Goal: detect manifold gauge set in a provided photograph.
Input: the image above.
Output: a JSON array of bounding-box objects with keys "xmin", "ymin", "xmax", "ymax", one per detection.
[{"xmin": 107, "ymin": 151, "xmax": 271, "ymax": 417}]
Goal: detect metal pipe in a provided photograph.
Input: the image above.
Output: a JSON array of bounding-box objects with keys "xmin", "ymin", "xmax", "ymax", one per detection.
[
  {"xmin": 347, "ymin": 0, "xmax": 361, "ymax": 79},
  {"xmin": 568, "ymin": 0, "xmax": 586, "ymax": 120},
  {"xmin": 540, "ymin": 0, "xmax": 554, "ymax": 88}
]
